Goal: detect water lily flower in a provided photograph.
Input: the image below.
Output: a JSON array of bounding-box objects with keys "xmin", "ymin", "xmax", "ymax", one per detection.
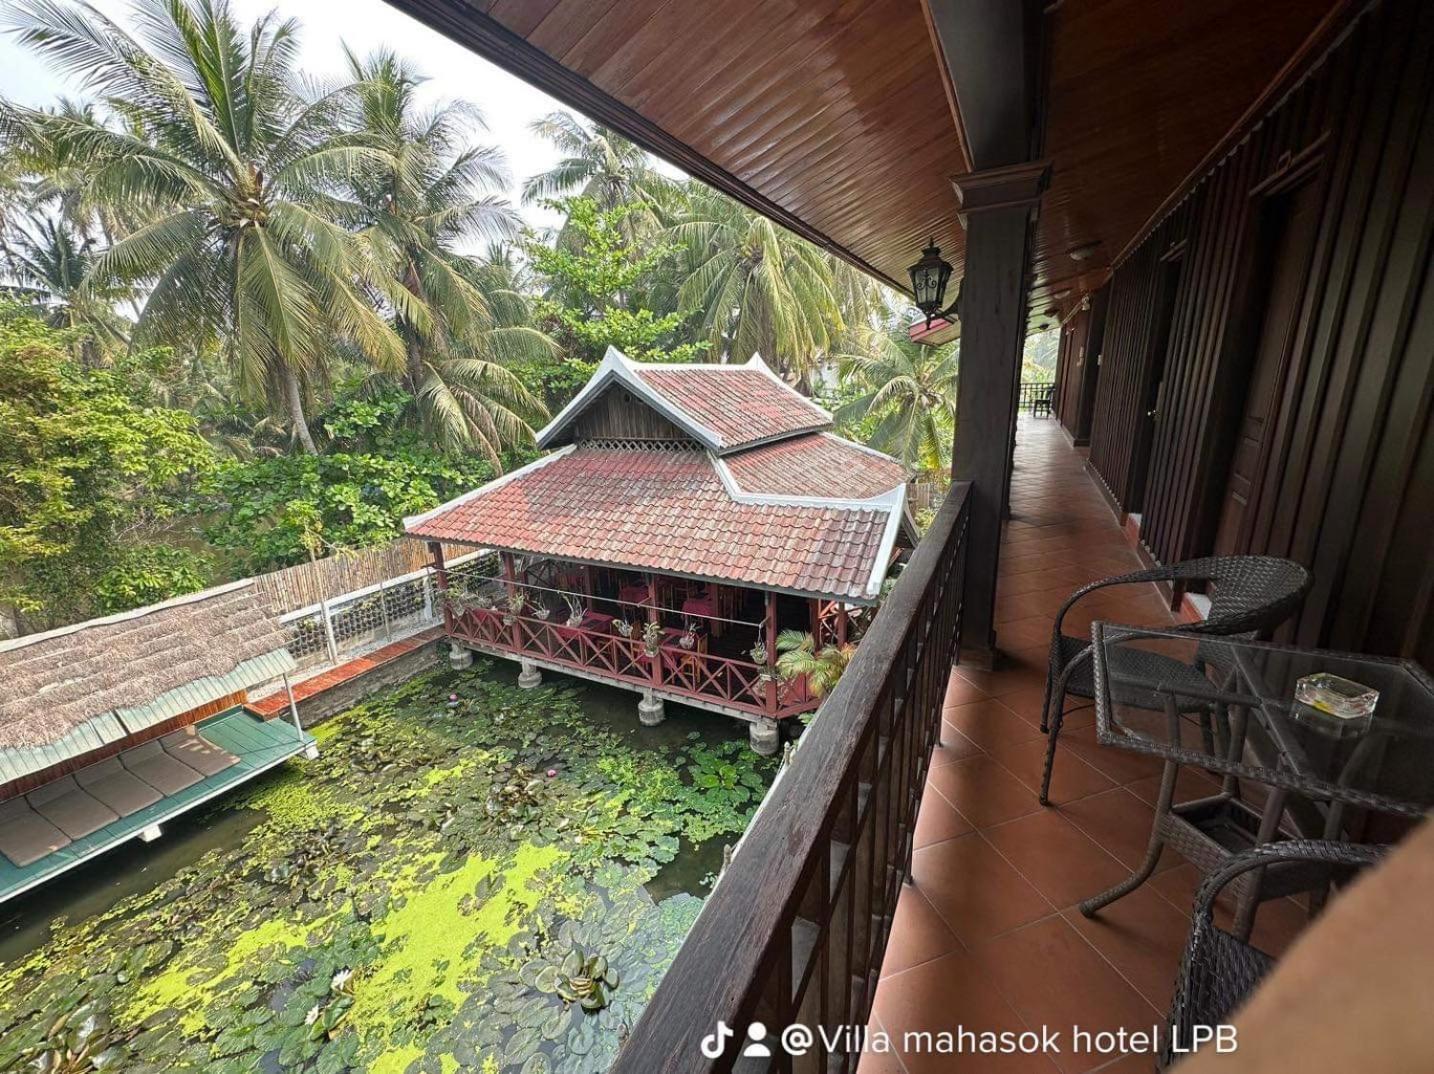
[
  {"xmin": 546, "ymin": 769, "xmax": 557, "ymax": 778},
  {"xmin": 331, "ymin": 969, "xmax": 353, "ymax": 991},
  {"xmin": 449, "ymin": 694, "xmax": 458, "ymax": 701},
  {"xmin": 304, "ymin": 1005, "xmax": 321, "ymax": 1026}
]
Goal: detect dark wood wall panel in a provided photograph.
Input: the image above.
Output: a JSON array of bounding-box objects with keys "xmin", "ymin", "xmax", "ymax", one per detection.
[
  {"xmin": 1085, "ymin": 0, "xmax": 1434, "ymax": 664},
  {"xmin": 570, "ymin": 385, "xmax": 692, "ymax": 442}
]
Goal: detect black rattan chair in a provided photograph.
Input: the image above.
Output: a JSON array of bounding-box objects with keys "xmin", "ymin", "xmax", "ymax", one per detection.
[
  {"xmin": 1161, "ymin": 839, "xmax": 1385, "ymax": 1068},
  {"xmin": 1038, "ymin": 556, "xmax": 1311, "ymax": 805}
]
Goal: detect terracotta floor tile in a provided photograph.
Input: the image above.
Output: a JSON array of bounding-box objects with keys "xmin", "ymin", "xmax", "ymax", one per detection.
[
  {"xmin": 945, "ymin": 698, "xmax": 1045, "ymax": 752},
  {"xmin": 914, "ymin": 784, "xmax": 973, "ymax": 848},
  {"xmin": 1060, "ymin": 724, "xmax": 1165, "ymax": 785},
  {"xmin": 927, "ymin": 755, "xmax": 1043, "ymax": 829},
  {"xmin": 1053, "ymin": 789, "xmax": 1181, "ymax": 876},
  {"xmin": 1124, "ymin": 768, "xmax": 1223, "ymax": 809},
  {"xmin": 982, "ymin": 812, "xmax": 1131, "ymax": 910},
  {"xmin": 988, "ymin": 738, "xmax": 1115, "ymax": 804},
  {"xmin": 1148, "ymin": 864, "xmax": 1311, "ymax": 958},
  {"xmin": 996, "ymin": 684, "xmax": 1055, "ymax": 725},
  {"xmin": 972, "ymin": 918, "xmax": 1163, "ymax": 1074},
  {"xmin": 999, "ymin": 615, "xmax": 1058, "ymax": 651},
  {"xmin": 912, "ymin": 832, "xmax": 1055, "ymax": 944},
  {"xmin": 880, "ymin": 885, "xmax": 962, "ymax": 978},
  {"xmin": 930, "ymin": 724, "xmax": 982, "ymax": 768},
  {"xmin": 945, "ymin": 673, "xmax": 990, "ymax": 708},
  {"xmin": 872, "ymin": 951, "xmax": 1060, "ymax": 1074},
  {"xmin": 1063, "ymin": 886, "xmax": 1192, "ymax": 1011}
]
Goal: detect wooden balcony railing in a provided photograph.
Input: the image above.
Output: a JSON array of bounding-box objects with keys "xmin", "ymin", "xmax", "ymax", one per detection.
[
  {"xmin": 446, "ymin": 604, "xmax": 815, "ymax": 718},
  {"xmin": 1017, "ymin": 379, "xmax": 1055, "ymax": 413},
  {"xmin": 611, "ymin": 481, "xmax": 972, "ymax": 1074}
]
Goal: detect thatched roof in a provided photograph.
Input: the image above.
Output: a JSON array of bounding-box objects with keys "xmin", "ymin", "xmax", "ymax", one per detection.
[{"xmin": 0, "ymin": 582, "xmax": 294, "ymax": 763}]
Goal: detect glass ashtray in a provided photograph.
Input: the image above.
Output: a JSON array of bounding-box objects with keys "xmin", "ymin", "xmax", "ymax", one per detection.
[{"xmin": 1295, "ymin": 673, "xmax": 1379, "ymax": 718}]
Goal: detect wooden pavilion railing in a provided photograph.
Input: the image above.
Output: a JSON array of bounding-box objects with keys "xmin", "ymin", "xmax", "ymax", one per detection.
[
  {"xmin": 446, "ymin": 603, "xmax": 815, "ymax": 719},
  {"xmin": 610, "ymin": 481, "xmax": 972, "ymax": 1074},
  {"xmin": 1017, "ymin": 379, "xmax": 1055, "ymax": 413}
]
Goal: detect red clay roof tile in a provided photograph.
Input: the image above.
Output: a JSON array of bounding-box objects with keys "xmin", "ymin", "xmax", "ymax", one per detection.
[{"xmin": 406, "ymin": 446, "xmax": 897, "ymax": 600}]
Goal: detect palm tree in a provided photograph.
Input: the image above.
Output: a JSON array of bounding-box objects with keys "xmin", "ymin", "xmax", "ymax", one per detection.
[
  {"xmin": 1, "ymin": 0, "xmax": 406, "ymax": 454},
  {"xmin": 835, "ymin": 325, "xmax": 959, "ymax": 476},
  {"xmin": 523, "ymin": 111, "xmax": 671, "ymax": 242},
  {"xmin": 667, "ymin": 187, "xmax": 847, "ymax": 388},
  {"xmin": 4, "ymin": 217, "xmax": 131, "ymax": 363},
  {"xmin": 775, "ymin": 629, "xmax": 854, "ymax": 699},
  {"xmin": 340, "ymin": 49, "xmax": 551, "ymax": 461}
]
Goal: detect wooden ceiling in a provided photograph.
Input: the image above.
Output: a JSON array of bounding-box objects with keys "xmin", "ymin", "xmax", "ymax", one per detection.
[
  {"xmin": 395, "ymin": 0, "xmax": 1339, "ymax": 318},
  {"xmin": 1031, "ymin": 0, "xmax": 1337, "ymax": 322}
]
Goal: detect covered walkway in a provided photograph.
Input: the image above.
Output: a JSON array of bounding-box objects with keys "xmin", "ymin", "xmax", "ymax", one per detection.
[{"xmin": 865, "ymin": 419, "xmax": 1310, "ymax": 1074}]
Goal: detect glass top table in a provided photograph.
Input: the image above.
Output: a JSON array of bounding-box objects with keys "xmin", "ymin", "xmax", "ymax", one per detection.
[{"xmin": 1090, "ymin": 622, "xmax": 1434, "ymax": 818}]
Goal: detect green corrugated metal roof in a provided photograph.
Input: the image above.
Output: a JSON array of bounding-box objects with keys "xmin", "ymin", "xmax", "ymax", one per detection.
[{"xmin": 0, "ymin": 709, "xmax": 316, "ymax": 904}]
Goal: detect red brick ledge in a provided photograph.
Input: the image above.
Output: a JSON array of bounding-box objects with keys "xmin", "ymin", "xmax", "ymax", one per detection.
[{"xmin": 246, "ymin": 627, "xmax": 445, "ymax": 718}]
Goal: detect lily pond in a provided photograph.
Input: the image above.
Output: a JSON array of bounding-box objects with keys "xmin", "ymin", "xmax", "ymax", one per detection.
[{"xmin": 0, "ymin": 662, "xmax": 781, "ymax": 1074}]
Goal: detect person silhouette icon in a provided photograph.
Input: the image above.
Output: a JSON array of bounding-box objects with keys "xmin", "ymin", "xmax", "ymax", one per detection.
[{"xmin": 741, "ymin": 1021, "xmax": 772, "ymax": 1058}]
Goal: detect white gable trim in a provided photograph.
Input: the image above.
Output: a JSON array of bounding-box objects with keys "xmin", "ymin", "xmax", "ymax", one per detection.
[
  {"xmin": 402, "ymin": 445, "xmax": 578, "ymax": 530},
  {"xmin": 867, "ymin": 481, "xmax": 910, "ymax": 598},
  {"xmin": 535, "ymin": 347, "xmax": 725, "ymax": 451}
]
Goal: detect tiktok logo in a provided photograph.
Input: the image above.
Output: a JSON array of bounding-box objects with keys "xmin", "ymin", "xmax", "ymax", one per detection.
[
  {"xmin": 701, "ymin": 1021, "xmax": 735, "ymax": 1058},
  {"xmin": 700, "ymin": 1021, "xmax": 773, "ymax": 1058}
]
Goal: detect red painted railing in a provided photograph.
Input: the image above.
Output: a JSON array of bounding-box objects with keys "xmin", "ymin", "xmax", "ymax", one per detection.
[{"xmin": 446, "ymin": 608, "xmax": 817, "ymax": 719}]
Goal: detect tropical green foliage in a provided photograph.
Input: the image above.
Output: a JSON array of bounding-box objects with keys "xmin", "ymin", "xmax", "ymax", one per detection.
[
  {"xmin": 527, "ymin": 197, "xmax": 707, "ymax": 365},
  {"xmin": 192, "ymin": 390, "xmax": 500, "ymax": 572},
  {"xmin": 835, "ymin": 323, "xmax": 959, "ymax": 476},
  {"xmin": 667, "ymin": 186, "xmax": 871, "ymax": 387},
  {"xmin": 0, "ymin": 1, "xmax": 947, "ymax": 636},
  {"xmin": 340, "ymin": 49, "xmax": 552, "ymax": 460},
  {"xmin": 774, "ymin": 629, "xmax": 855, "ymax": 699},
  {"xmin": 0, "ymin": 307, "xmax": 212, "ymax": 630},
  {"xmin": 2, "ymin": 0, "xmax": 408, "ymax": 454}
]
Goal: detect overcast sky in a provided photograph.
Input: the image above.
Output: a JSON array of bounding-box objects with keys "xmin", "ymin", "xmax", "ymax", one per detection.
[{"xmin": 0, "ymin": 0, "xmax": 648, "ymax": 233}]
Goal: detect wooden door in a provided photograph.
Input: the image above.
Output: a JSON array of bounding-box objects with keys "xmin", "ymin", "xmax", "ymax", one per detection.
[
  {"xmin": 1212, "ymin": 179, "xmax": 1323, "ymax": 556},
  {"xmin": 1127, "ymin": 255, "xmax": 1182, "ymax": 512}
]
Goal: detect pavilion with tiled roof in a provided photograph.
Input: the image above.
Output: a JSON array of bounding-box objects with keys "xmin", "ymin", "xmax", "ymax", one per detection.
[{"xmin": 405, "ymin": 348, "xmax": 916, "ymax": 749}]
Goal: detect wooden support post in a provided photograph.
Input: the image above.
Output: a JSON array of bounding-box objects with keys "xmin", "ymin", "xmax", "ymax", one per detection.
[
  {"xmin": 501, "ymin": 551, "xmax": 522, "ymax": 651},
  {"xmin": 836, "ymin": 603, "xmax": 848, "ymax": 647},
  {"xmin": 950, "ymin": 162, "xmax": 1049, "ymax": 666},
  {"xmin": 647, "ymin": 573, "xmax": 662, "ymax": 689},
  {"xmin": 764, "ymin": 590, "xmax": 778, "ymax": 716}
]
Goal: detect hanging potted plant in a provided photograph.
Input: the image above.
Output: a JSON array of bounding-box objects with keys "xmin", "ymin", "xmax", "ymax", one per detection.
[
  {"xmin": 503, "ymin": 593, "xmax": 526, "ymax": 626},
  {"xmin": 642, "ymin": 620, "xmax": 664, "ymax": 657},
  {"xmin": 614, "ymin": 620, "xmax": 635, "ymax": 639},
  {"xmin": 563, "ymin": 594, "xmax": 586, "ymax": 628},
  {"xmin": 678, "ymin": 617, "xmax": 698, "ymax": 650}
]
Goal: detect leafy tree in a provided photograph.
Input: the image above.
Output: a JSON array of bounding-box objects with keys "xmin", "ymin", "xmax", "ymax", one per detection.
[
  {"xmin": 527, "ymin": 197, "xmax": 707, "ymax": 366},
  {"xmin": 835, "ymin": 325, "xmax": 959, "ymax": 477},
  {"xmin": 340, "ymin": 50, "xmax": 552, "ymax": 461},
  {"xmin": 192, "ymin": 390, "xmax": 500, "ymax": 571},
  {"xmin": 523, "ymin": 111, "xmax": 672, "ymax": 244},
  {"xmin": 4, "ymin": 216, "xmax": 130, "ymax": 363},
  {"xmin": 2, "ymin": 0, "xmax": 407, "ymax": 453},
  {"xmin": 668, "ymin": 187, "xmax": 850, "ymax": 388},
  {"xmin": 0, "ymin": 306, "xmax": 213, "ymax": 631}
]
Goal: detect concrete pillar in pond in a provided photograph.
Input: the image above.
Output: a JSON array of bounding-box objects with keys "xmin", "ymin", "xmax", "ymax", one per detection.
[
  {"xmin": 638, "ymin": 688, "xmax": 665, "ymax": 726},
  {"xmin": 449, "ymin": 641, "xmax": 474, "ymax": 670},
  {"xmin": 750, "ymin": 717, "xmax": 779, "ymax": 756},
  {"xmin": 518, "ymin": 659, "xmax": 542, "ymax": 689}
]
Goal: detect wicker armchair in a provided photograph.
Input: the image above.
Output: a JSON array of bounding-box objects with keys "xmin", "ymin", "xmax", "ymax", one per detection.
[
  {"xmin": 1037, "ymin": 556, "xmax": 1310, "ymax": 805},
  {"xmin": 1161, "ymin": 839, "xmax": 1385, "ymax": 1069}
]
